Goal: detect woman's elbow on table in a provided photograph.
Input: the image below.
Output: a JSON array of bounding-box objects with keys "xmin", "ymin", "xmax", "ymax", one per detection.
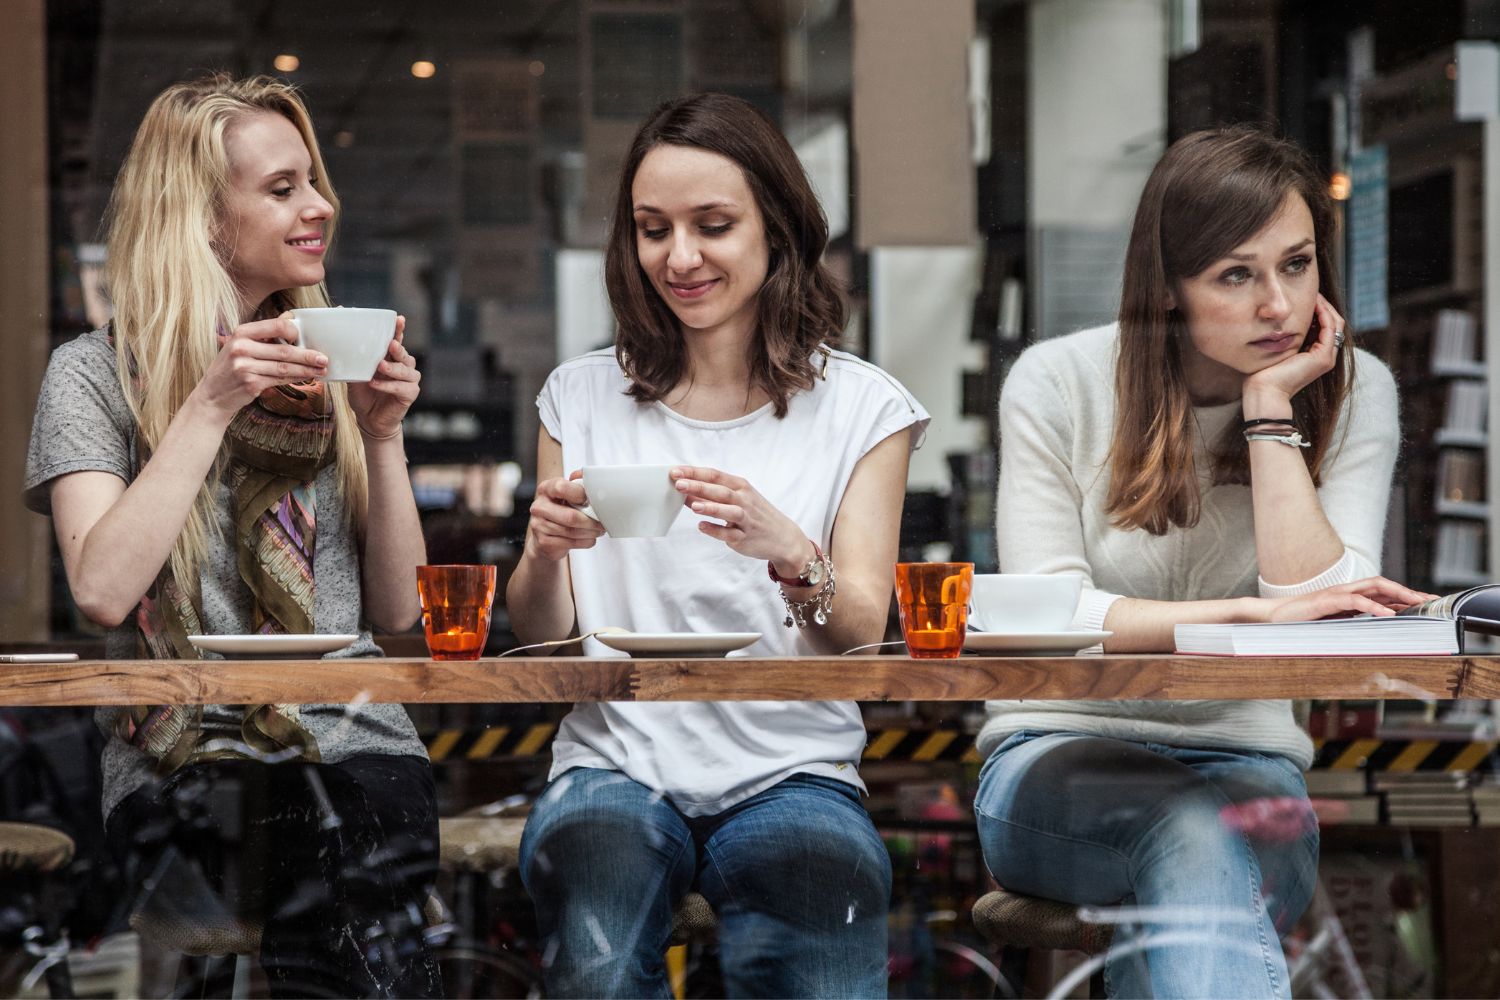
[{"xmin": 70, "ymin": 585, "xmax": 137, "ymax": 630}]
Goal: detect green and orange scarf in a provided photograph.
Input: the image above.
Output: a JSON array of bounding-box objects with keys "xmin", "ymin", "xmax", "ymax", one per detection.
[{"xmin": 120, "ymin": 377, "xmax": 337, "ymax": 774}]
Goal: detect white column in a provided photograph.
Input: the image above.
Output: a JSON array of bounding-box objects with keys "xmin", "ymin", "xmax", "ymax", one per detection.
[{"xmin": 1028, "ymin": 0, "xmax": 1167, "ymax": 339}]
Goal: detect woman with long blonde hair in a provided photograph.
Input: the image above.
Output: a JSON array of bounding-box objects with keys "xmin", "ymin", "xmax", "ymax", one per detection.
[
  {"xmin": 975, "ymin": 126, "xmax": 1429, "ymax": 997},
  {"xmin": 25, "ymin": 74, "xmax": 439, "ymax": 997}
]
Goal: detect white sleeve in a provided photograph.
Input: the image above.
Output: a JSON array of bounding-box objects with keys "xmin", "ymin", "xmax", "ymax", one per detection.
[
  {"xmin": 1257, "ymin": 353, "xmax": 1400, "ymax": 597},
  {"xmin": 535, "ymin": 367, "xmax": 565, "ymax": 443},
  {"xmin": 996, "ymin": 348, "xmax": 1123, "ymax": 631}
]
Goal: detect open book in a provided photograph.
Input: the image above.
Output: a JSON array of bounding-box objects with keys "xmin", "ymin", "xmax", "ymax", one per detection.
[{"xmin": 1174, "ymin": 585, "xmax": 1500, "ymax": 656}]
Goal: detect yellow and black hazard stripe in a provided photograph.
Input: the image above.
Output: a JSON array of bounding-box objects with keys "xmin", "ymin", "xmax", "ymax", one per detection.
[
  {"xmin": 424, "ymin": 723, "xmax": 558, "ymax": 763},
  {"xmin": 861, "ymin": 729, "xmax": 981, "ymax": 763},
  {"xmin": 423, "ymin": 725, "xmax": 985, "ymax": 763},
  {"xmin": 1311, "ymin": 739, "xmax": 1497, "ymax": 773},
  {"xmin": 422, "ymin": 728, "xmax": 1499, "ymax": 773}
]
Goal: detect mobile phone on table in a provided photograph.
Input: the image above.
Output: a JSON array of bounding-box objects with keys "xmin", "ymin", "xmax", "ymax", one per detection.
[{"xmin": 0, "ymin": 653, "xmax": 80, "ymax": 663}]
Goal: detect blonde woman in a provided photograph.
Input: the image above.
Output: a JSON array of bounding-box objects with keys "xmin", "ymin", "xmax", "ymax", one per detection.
[
  {"xmin": 977, "ymin": 127, "xmax": 1429, "ymax": 997},
  {"xmin": 24, "ymin": 75, "xmax": 439, "ymax": 997}
]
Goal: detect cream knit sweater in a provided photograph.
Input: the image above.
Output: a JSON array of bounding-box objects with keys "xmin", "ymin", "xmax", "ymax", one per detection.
[{"xmin": 978, "ymin": 323, "xmax": 1400, "ymax": 768}]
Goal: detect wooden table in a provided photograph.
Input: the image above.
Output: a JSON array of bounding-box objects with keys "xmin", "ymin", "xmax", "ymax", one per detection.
[{"xmin": 3, "ymin": 654, "xmax": 1498, "ymax": 706}]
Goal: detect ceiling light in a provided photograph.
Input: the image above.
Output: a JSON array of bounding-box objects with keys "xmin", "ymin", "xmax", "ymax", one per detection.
[
  {"xmin": 411, "ymin": 60, "xmax": 437, "ymax": 79},
  {"xmin": 274, "ymin": 54, "xmax": 300, "ymax": 73},
  {"xmin": 334, "ymin": 130, "xmax": 355, "ymax": 148},
  {"xmin": 528, "ymin": 60, "xmax": 545, "ymax": 77}
]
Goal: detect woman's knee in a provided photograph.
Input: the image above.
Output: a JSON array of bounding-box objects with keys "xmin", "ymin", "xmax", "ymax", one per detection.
[{"xmin": 520, "ymin": 769, "xmax": 692, "ymax": 898}]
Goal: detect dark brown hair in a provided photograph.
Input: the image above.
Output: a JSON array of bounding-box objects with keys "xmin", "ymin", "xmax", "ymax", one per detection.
[
  {"xmin": 603, "ymin": 92, "xmax": 845, "ymax": 416},
  {"xmin": 1104, "ymin": 125, "xmax": 1353, "ymax": 535}
]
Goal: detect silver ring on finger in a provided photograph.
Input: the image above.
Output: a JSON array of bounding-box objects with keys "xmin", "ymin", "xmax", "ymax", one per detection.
[{"xmin": 1333, "ymin": 329, "xmax": 1345, "ymax": 349}]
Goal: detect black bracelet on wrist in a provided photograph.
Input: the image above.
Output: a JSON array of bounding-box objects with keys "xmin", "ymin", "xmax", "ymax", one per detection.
[{"xmin": 1242, "ymin": 417, "xmax": 1298, "ymax": 432}]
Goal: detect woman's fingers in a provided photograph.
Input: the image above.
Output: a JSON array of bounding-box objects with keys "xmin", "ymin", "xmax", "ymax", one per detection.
[
  {"xmin": 689, "ymin": 500, "xmax": 745, "ymax": 523},
  {"xmin": 671, "ymin": 466, "xmax": 745, "ymax": 491},
  {"xmin": 1342, "ymin": 577, "xmax": 1434, "ymax": 606}
]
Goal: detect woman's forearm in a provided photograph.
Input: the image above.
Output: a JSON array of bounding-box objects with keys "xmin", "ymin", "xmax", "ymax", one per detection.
[
  {"xmin": 359, "ymin": 428, "xmax": 426, "ymax": 633},
  {"xmin": 1243, "ymin": 385, "xmax": 1345, "ymax": 584},
  {"xmin": 780, "ymin": 575, "xmax": 889, "ymax": 655},
  {"xmin": 61, "ymin": 391, "xmax": 234, "ymax": 626},
  {"xmin": 1102, "ymin": 595, "xmax": 1269, "ymax": 653},
  {"xmin": 504, "ymin": 536, "xmax": 578, "ymax": 648}
]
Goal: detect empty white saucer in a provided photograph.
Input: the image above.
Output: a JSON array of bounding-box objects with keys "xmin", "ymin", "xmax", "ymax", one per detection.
[
  {"xmin": 188, "ymin": 634, "xmax": 360, "ymax": 658},
  {"xmin": 594, "ymin": 632, "xmax": 761, "ymax": 658},
  {"xmin": 963, "ymin": 630, "xmax": 1111, "ymax": 655}
]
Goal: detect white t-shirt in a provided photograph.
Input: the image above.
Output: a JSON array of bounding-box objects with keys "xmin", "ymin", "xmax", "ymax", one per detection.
[{"xmin": 536, "ymin": 347, "xmax": 930, "ymax": 816}]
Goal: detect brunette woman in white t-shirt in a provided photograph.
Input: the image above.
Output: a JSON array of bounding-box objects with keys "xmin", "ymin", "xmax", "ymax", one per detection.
[
  {"xmin": 506, "ymin": 92, "xmax": 929, "ymax": 998},
  {"xmin": 976, "ymin": 127, "xmax": 1431, "ymax": 998}
]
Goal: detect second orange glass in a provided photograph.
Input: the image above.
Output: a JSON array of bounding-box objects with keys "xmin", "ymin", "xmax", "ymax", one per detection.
[
  {"xmin": 416, "ymin": 564, "xmax": 497, "ymax": 661},
  {"xmin": 894, "ymin": 562, "xmax": 974, "ymax": 659}
]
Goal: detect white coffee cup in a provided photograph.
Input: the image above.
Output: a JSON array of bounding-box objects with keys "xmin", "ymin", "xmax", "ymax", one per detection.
[
  {"xmin": 969, "ymin": 573, "xmax": 1083, "ymax": 633},
  {"xmin": 287, "ymin": 307, "xmax": 396, "ymax": 382},
  {"xmin": 579, "ymin": 464, "xmax": 682, "ymax": 538}
]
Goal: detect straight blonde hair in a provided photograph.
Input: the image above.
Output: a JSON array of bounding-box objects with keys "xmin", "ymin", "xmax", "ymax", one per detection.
[{"xmin": 104, "ymin": 74, "xmax": 368, "ymax": 594}]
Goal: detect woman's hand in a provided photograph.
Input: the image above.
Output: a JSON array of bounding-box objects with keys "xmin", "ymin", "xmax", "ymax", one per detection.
[
  {"xmin": 347, "ymin": 315, "xmax": 421, "ymax": 438},
  {"xmin": 1261, "ymin": 576, "xmax": 1436, "ymax": 623},
  {"xmin": 196, "ymin": 317, "xmax": 329, "ymax": 419},
  {"xmin": 1242, "ymin": 294, "xmax": 1344, "ymax": 412},
  {"xmin": 671, "ymin": 465, "xmax": 809, "ymax": 569},
  {"xmin": 524, "ymin": 471, "xmax": 605, "ymax": 562}
]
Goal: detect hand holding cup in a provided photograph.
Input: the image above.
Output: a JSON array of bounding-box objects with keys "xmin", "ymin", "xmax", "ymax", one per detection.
[{"xmin": 525, "ymin": 472, "xmax": 605, "ymax": 561}]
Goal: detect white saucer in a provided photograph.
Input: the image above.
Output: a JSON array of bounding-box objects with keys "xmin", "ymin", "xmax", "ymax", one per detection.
[
  {"xmin": 963, "ymin": 630, "xmax": 1111, "ymax": 655},
  {"xmin": 188, "ymin": 634, "xmax": 360, "ymax": 658},
  {"xmin": 594, "ymin": 632, "xmax": 761, "ymax": 658}
]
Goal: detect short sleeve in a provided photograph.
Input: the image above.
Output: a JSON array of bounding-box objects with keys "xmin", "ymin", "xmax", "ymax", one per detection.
[
  {"xmin": 843, "ymin": 358, "xmax": 930, "ymax": 459},
  {"xmin": 535, "ymin": 366, "xmax": 564, "ymax": 443},
  {"xmin": 24, "ymin": 332, "xmax": 134, "ymax": 515}
]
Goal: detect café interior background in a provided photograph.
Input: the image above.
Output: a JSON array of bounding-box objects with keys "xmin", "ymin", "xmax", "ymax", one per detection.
[
  {"xmin": 4, "ymin": 2, "xmax": 1500, "ymax": 998},
  {"xmin": 3, "ymin": 0, "xmax": 1499, "ymax": 647}
]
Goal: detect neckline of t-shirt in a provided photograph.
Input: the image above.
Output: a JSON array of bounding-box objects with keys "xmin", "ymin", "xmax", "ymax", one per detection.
[{"xmin": 651, "ymin": 398, "xmax": 777, "ymax": 430}]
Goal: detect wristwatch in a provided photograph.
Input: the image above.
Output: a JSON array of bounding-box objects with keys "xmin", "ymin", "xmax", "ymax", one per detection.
[{"xmin": 768, "ymin": 540, "xmax": 826, "ymax": 588}]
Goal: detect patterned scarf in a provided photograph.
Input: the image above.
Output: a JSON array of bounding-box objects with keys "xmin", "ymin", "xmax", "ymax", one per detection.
[{"xmin": 120, "ymin": 377, "xmax": 337, "ymax": 774}]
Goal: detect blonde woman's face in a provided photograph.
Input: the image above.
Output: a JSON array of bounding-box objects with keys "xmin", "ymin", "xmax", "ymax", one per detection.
[
  {"xmin": 630, "ymin": 144, "xmax": 770, "ymax": 344},
  {"xmin": 220, "ymin": 111, "xmax": 332, "ymax": 317},
  {"xmin": 1172, "ymin": 191, "xmax": 1319, "ymax": 402}
]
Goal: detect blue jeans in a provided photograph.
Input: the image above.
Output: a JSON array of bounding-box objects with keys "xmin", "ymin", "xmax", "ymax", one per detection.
[
  {"xmin": 974, "ymin": 732, "xmax": 1319, "ymax": 999},
  {"xmin": 519, "ymin": 767, "xmax": 892, "ymax": 998}
]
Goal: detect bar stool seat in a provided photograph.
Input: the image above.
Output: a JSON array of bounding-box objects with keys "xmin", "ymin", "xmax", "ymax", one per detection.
[
  {"xmin": 439, "ymin": 815, "xmax": 528, "ymax": 873},
  {"xmin": 0, "ymin": 821, "xmax": 75, "ymax": 873},
  {"xmin": 129, "ymin": 900, "xmax": 261, "ymax": 958},
  {"xmin": 971, "ymin": 889, "xmax": 1114, "ymax": 955}
]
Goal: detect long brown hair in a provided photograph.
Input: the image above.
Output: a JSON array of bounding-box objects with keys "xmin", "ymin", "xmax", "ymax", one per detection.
[
  {"xmin": 603, "ymin": 92, "xmax": 845, "ymax": 417},
  {"xmin": 1104, "ymin": 125, "xmax": 1352, "ymax": 535}
]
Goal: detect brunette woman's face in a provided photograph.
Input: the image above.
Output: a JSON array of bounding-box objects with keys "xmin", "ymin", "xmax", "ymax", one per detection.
[
  {"xmin": 220, "ymin": 111, "xmax": 333, "ymax": 317},
  {"xmin": 1172, "ymin": 191, "xmax": 1319, "ymax": 401},
  {"xmin": 631, "ymin": 144, "xmax": 770, "ymax": 343}
]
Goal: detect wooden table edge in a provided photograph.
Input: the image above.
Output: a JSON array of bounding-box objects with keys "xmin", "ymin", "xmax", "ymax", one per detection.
[{"xmin": 0, "ymin": 654, "xmax": 1482, "ymax": 706}]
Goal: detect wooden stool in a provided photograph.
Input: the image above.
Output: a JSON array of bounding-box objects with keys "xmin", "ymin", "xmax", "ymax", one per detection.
[
  {"xmin": 972, "ymin": 889, "xmax": 1112, "ymax": 996},
  {"xmin": 0, "ymin": 821, "xmax": 75, "ymax": 874},
  {"xmin": 0, "ymin": 822, "xmax": 77, "ymax": 998},
  {"xmin": 971, "ymin": 889, "xmax": 1113, "ymax": 955},
  {"xmin": 128, "ymin": 854, "xmax": 261, "ymax": 999}
]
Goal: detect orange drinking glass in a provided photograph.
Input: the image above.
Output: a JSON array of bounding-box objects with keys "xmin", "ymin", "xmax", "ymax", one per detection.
[
  {"xmin": 893, "ymin": 562, "xmax": 974, "ymax": 659},
  {"xmin": 416, "ymin": 564, "xmax": 498, "ymax": 661}
]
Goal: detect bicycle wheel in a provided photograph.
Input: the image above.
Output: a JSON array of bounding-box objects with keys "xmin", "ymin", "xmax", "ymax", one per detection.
[{"xmin": 434, "ymin": 943, "xmax": 544, "ymax": 999}]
